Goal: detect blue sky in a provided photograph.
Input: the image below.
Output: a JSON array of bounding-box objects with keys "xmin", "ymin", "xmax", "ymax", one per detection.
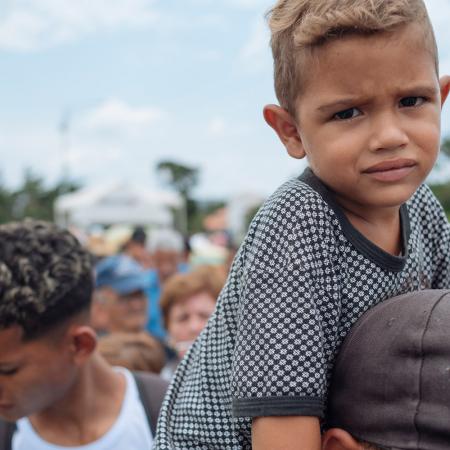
[{"xmin": 1, "ymin": 0, "xmax": 450, "ymax": 199}]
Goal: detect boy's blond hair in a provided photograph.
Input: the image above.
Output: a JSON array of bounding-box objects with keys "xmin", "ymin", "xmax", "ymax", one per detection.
[{"xmin": 267, "ymin": 0, "xmax": 437, "ymax": 116}]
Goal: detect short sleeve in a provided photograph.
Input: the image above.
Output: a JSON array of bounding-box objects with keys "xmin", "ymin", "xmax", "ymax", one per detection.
[{"xmin": 231, "ymin": 186, "xmax": 341, "ymax": 419}]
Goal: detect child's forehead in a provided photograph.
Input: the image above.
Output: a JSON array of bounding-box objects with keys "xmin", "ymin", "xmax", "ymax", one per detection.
[{"xmin": 296, "ymin": 23, "xmax": 438, "ymax": 102}]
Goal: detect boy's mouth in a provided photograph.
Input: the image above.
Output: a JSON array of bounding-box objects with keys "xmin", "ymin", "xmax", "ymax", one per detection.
[{"xmin": 363, "ymin": 159, "xmax": 416, "ymax": 182}]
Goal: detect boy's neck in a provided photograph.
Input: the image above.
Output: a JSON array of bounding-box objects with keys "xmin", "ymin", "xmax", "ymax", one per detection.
[
  {"xmin": 339, "ymin": 199, "xmax": 403, "ymax": 256},
  {"xmin": 28, "ymin": 354, "xmax": 126, "ymax": 446}
]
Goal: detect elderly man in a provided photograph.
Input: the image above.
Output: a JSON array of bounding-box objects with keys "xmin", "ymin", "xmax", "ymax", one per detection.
[{"xmin": 94, "ymin": 254, "xmax": 149, "ymax": 334}]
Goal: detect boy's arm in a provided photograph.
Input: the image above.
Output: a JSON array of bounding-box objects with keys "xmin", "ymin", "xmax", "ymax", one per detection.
[{"xmin": 252, "ymin": 416, "xmax": 321, "ymax": 450}]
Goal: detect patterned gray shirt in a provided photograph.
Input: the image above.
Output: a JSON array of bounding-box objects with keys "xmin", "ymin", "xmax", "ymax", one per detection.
[{"xmin": 155, "ymin": 168, "xmax": 450, "ymax": 450}]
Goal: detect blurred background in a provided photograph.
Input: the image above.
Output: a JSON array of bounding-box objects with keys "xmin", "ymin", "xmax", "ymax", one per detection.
[
  {"xmin": 1, "ymin": 0, "xmax": 449, "ymax": 379},
  {"xmin": 0, "ymin": 0, "xmax": 449, "ymax": 254}
]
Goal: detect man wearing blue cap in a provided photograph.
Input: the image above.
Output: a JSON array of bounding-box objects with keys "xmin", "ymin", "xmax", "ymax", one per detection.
[{"xmin": 94, "ymin": 255, "xmax": 149, "ymax": 334}]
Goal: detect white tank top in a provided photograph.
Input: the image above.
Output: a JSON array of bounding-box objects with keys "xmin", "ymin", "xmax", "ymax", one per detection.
[{"xmin": 12, "ymin": 368, "xmax": 153, "ymax": 450}]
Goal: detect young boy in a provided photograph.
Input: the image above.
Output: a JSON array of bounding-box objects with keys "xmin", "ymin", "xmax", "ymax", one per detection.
[
  {"xmin": 154, "ymin": 1, "xmax": 450, "ymax": 449},
  {"xmin": 0, "ymin": 220, "xmax": 167, "ymax": 449}
]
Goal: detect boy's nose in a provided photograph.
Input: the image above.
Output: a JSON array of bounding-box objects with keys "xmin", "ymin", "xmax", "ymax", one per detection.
[{"xmin": 368, "ymin": 112, "xmax": 409, "ymax": 152}]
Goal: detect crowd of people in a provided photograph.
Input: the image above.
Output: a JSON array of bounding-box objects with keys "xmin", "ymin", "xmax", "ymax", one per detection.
[
  {"xmin": 0, "ymin": 220, "xmax": 229, "ymax": 449},
  {"xmin": 1, "ymin": 220, "xmax": 450, "ymax": 450},
  {"xmin": 89, "ymin": 226, "xmax": 228, "ymax": 380}
]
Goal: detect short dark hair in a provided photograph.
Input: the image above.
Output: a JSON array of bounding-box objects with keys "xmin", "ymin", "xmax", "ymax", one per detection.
[
  {"xmin": 130, "ymin": 226, "xmax": 147, "ymax": 245},
  {"xmin": 0, "ymin": 219, "xmax": 93, "ymax": 340}
]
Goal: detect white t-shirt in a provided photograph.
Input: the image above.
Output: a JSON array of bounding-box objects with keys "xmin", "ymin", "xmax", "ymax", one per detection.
[{"xmin": 12, "ymin": 368, "xmax": 153, "ymax": 450}]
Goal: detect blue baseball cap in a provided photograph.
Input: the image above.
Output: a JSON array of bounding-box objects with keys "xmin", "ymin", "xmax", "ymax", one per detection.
[{"xmin": 95, "ymin": 254, "xmax": 148, "ymax": 295}]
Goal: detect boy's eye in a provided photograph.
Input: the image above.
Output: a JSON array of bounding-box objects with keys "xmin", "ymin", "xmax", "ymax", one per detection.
[
  {"xmin": 0, "ymin": 367, "xmax": 18, "ymax": 376},
  {"xmin": 400, "ymin": 96, "xmax": 425, "ymax": 107},
  {"xmin": 333, "ymin": 107, "xmax": 361, "ymax": 120}
]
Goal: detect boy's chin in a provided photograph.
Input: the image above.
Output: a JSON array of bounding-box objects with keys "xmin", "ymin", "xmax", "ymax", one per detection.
[{"xmin": 334, "ymin": 183, "xmax": 420, "ymax": 212}]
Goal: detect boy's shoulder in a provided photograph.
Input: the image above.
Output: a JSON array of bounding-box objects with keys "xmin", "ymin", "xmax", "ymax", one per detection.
[
  {"xmin": 407, "ymin": 183, "xmax": 446, "ymax": 220},
  {"xmin": 257, "ymin": 170, "xmax": 335, "ymax": 223},
  {"xmin": 241, "ymin": 171, "xmax": 341, "ymax": 269},
  {"xmin": 406, "ymin": 183, "xmax": 449, "ymax": 239},
  {"xmin": 408, "ymin": 183, "xmax": 441, "ymax": 207}
]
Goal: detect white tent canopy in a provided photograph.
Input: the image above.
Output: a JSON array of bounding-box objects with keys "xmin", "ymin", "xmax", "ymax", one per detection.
[{"xmin": 55, "ymin": 182, "xmax": 184, "ymax": 229}]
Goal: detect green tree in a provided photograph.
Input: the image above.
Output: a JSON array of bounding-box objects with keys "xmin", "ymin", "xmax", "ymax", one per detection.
[
  {"xmin": 429, "ymin": 137, "xmax": 450, "ymax": 215},
  {"xmin": 0, "ymin": 170, "xmax": 80, "ymax": 224},
  {"xmin": 156, "ymin": 161, "xmax": 199, "ymax": 198},
  {"xmin": 441, "ymin": 137, "xmax": 450, "ymax": 158},
  {"xmin": 156, "ymin": 160, "xmax": 200, "ymax": 232},
  {"xmin": 189, "ymin": 199, "xmax": 226, "ymax": 234},
  {"xmin": 0, "ymin": 176, "xmax": 13, "ymax": 223}
]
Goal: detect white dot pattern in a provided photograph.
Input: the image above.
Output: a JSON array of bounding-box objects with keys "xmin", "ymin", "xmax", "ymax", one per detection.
[{"xmin": 154, "ymin": 170, "xmax": 450, "ymax": 449}]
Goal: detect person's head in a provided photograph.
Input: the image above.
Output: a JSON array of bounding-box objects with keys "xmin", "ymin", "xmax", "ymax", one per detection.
[
  {"xmin": 323, "ymin": 289, "xmax": 450, "ymax": 450},
  {"xmin": 0, "ymin": 219, "xmax": 96, "ymax": 421},
  {"xmin": 160, "ymin": 265, "xmax": 225, "ymax": 357},
  {"xmin": 264, "ymin": 0, "xmax": 450, "ymax": 213},
  {"xmin": 121, "ymin": 226, "xmax": 149, "ymax": 266},
  {"xmin": 147, "ymin": 229, "xmax": 184, "ymax": 284},
  {"xmin": 94, "ymin": 255, "xmax": 148, "ymax": 333},
  {"xmin": 97, "ymin": 331, "xmax": 165, "ymax": 374}
]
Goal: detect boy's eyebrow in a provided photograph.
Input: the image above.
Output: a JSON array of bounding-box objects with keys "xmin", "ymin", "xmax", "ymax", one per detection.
[
  {"xmin": 0, "ymin": 362, "xmax": 18, "ymax": 368},
  {"xmin": 317, "ymin": 84, "xmax": 439, "ymax": 113},
  {"xmin": 317, "ymin": 98, "xmax": 361, "ymax": 113}
]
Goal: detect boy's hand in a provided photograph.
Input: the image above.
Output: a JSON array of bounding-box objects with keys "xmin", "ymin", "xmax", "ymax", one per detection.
[{"xmin": 252, "ymin": 416, "xmax": 321, "ymax": 450}]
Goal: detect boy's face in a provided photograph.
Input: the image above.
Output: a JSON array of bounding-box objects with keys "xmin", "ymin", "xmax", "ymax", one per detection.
[
  {"xmin": 268, "ymin": 23, "xmax": 449, "ymax": 216},
  {"xmin": 0, "ymin": 326, "xmax": 77, "ymax": 421}
]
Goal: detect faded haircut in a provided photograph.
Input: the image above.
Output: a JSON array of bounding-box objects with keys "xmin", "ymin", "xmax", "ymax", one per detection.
[
  {"xmin": 267, "ymin": 0, "xmax": 438, "ymax": 116},
  {"xmin": 0, "ymin": 219, "xmax": 93, "ymax": 340}
]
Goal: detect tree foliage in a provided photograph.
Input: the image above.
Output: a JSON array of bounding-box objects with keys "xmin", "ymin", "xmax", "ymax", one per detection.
[
  {"xmin": 0, "ymin": 170, "xmax": 80, "ymax": 224},
  {"xmin": 156, "ymin": 160, "xmax": 199, "ymax": 199},
  {"xmin": 441, "ymin": 137, "xmax": 450, "ymax": 159},
  {"xmin": 156, "ymin": 160, "xmax": 200, "ymax": 232},
  {"xmin": 429, "ymin": 137, "xmax": 450, "ymax": 215}
]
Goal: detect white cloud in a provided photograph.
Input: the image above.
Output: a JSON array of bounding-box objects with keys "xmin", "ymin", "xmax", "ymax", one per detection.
[
  {"xmin": 226, "ymin": 0, "xmax": 271, "ymax": 9},
  {"xmin": 0, "ymin": 0, "xmax": 157, "ymax": 51},
  {"xmin": 208, "ymin": 117, "xmax": 227, "ymax": 137},
  {"xmin": 424, "ymin": 0, "xmax": 450, "ymax": 73},
  {"xmin": 423, "ymin": 0, "xmax": 450, "ymax": 137},
  {"xmin": 187, "ymin": 0, "xmax": 271, "ymax": 10},
  {"xmin": 80, "ymin": 99, "xmax": 166, "ymax": 135},
  {"xmin": 63, "ymin": 144, "xmax": 123, "ymax": 171},
  {"xmin": 238, "ymin": 16, "xmax": 271, "ymax": 72}
]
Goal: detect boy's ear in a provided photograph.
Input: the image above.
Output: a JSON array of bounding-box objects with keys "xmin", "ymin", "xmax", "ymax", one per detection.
[
  {"xmin": 263, "ymin": 104, "xmax": 306, "ymax": 159},
  {"xmin": 440, "ymin": 75, "xmax": 450, "ymax": 108},
  {"xmin": 322, "ymin": 428, "xmax": 363, "ymax": 450},
  {"xmin": 69, "ymin": 325, "xmax": 97, "ymax": 365}
]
